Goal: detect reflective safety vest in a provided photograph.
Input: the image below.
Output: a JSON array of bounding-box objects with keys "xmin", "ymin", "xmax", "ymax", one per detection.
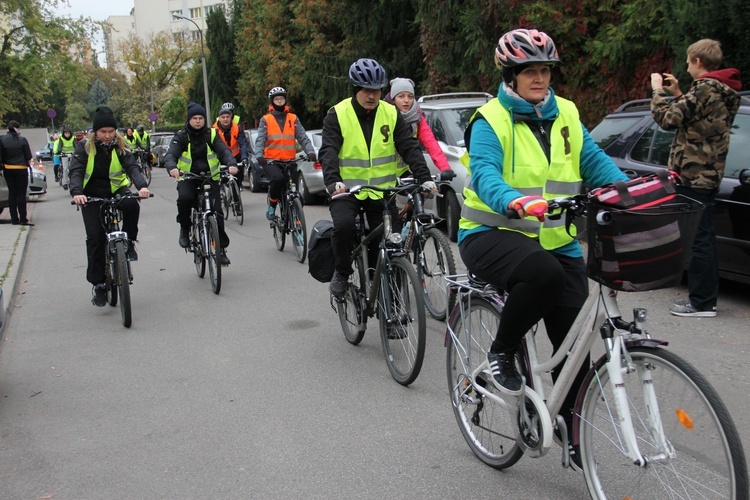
[
  {"xmin": 459, "ymin": 97, "xmax": 583, "ymax": 250},
  {"xmin": 124, "ymin": 135, "xmax": 137, "ymax": 149},
  {"xmin": 176, "ymin": 128, "xmax": 221, "ymax": 180},
  {"xmin": 57, "ymin": 136, "xmax": 75, "ymax": 154},
  {"xmin": 213, "ymin": 120, "xmax": 241, "ymax": 157},
  {"xmin": 333, "ymin": 99, "xmax": 399, "ymax": 200},
  {"xmin": 263, "ymin": 112, "xmax": 298, "ymax": 160},
  {"xmin": 133, "ymin": 130, "xmax": 150, "ymax": 148},
  {"xmin": 82, "ymin": 147, "xmax": 131, "ymax": 192}
]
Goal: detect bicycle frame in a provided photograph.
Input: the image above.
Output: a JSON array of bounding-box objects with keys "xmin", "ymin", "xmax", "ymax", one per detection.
[{"xmin": 445, "ymin": 275, "xmax": 658, "ymax": 466}]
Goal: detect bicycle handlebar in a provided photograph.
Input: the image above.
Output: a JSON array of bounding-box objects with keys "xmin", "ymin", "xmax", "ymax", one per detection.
[{"xmin": 70, "ymin": 192, "xmax": 153, "ymax": 206}]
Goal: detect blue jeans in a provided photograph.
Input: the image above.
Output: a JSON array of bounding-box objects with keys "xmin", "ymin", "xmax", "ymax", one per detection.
[{"xmin": 678, "ymin": 186, "xmax": 718, "ymax": 311}]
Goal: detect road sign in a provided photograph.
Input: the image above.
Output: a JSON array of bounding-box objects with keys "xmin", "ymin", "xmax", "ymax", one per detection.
[
  {"xmin": 47, "ymin": 109, "xmax": 57, "ymax": 119},
  {"xmin": 149, "ymin": 112, "xmax": 158, "ymax": 122}
]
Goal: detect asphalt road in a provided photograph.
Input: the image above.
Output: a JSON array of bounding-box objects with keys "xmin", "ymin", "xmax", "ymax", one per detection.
[{"xmin": 1, "ymin": 170, "xmax": 749, "ymax": 498}]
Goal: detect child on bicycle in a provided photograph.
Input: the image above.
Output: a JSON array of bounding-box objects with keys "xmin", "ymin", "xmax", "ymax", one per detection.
[
  {"xmin": 457, "ymin": 29, "xmax": 628, "ymax": 456},
  {"xmin": 69, "ymin": 106, "xmax": 150, "ymax": 307}
]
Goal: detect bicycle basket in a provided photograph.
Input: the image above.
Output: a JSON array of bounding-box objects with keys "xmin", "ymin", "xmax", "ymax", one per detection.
[{"xmin": 586, "ymin": 194, "xmax": 704, "ymax": 292}]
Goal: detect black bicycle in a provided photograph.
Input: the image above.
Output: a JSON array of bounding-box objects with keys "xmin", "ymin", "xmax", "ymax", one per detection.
[
  {"xmin": 58, "ymin": 153, "xmax": 72, "ymax": 189},
  {"xmin": 332, "ymin": 183, "xmax": 427, "ymax": 386},
  {"xmin": 220, "ymin": 170, "xmax": 244, "ymax": 225},
  {"xmin": 399, "ymin": 177, "xmax": 457, "ymax": 320},
  {"xmin": 268, "ymin": 160, "xmax": 307, "ymax": 263},
  {"xmin": 71, "ymin": 192, "xmax": 151, "ymax": 327},
  {"xmin": 181, "ymin": 171, "xmax": 223, "ymax": 294},
  {"xmin": 133, "ymin": 148, "xmax": 152, "ymax": 187}
]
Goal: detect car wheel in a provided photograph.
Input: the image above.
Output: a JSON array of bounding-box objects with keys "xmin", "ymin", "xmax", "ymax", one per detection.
[
  {"xmin": 444, "ymin": 189, "xmax": 460, "ymax": 242},
  {"xmin": 298, "ymin": 175, "xmax": 316, "ymax": 205},
  {"xmin": 247, "ymin": 170, "xmax": 260, "ymax": 193}
]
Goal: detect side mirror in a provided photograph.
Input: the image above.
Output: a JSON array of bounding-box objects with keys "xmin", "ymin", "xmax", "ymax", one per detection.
[{"xmin": 739, "ymin": 169, "xmax": 750, "ymax": 186}]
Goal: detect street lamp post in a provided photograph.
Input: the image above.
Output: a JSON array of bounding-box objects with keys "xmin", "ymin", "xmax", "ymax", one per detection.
[{"xmin": 174, "ymin": 13, "xmax": 210, "ymax": 121}]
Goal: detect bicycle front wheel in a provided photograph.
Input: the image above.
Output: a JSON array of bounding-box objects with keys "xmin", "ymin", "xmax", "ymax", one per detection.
[
  {"xmin": 446, "ymin": 295, "xmax": 524, "ymax": 469},
  {"xmin": 273, "ymin": 198, "xmax": 286, "ymax": 251},
  {"xmin": 290, "ymin": 197, "xmax": 307, "ymax": 263},
  {"xmin": 416, "ymin": 227, "xmax": 456, "ymax": 320},
  {"xmin": 192, "ymin": 216, "xmax": 206, "ymax": 278},
  {"xmin": 205, "ymin": 215, "xmax": 222, "ymax": 294},
  {"xmin": 378, "ymin": 256, "xmax": 426, "ymax": 386},
  {"xmin": 106, "ymin": 252, "xmax": 118, "ymax": 306},
  {"xmin": 143, "ymin": 164, "xmax": 152, "ymax": 187},
  {"xmin": 115, "ymin": 241, "xmax": 132, "ymax": 328},
  {"xmin": 579, "ymin": 346, "xmax": 748, "ymax": 500},
  {"xmin": 337, "ymin": 255, "xmax": 366, "ymax": 345}
]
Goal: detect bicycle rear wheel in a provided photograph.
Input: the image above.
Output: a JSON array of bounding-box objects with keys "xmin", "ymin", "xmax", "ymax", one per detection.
[
  {"xmin": 416, "ymin": 227, "xmax": 456, "ymax": 320},
  {"xmin": 221, "ymin": 184, "xmax": 230, "ymax": 220},
  {"xmin": 106, "ymin": 252, "xmax": 118, "ymax": 306},
  {"xmin": 337, "ymin": 256, "xmax": 366, "ymax": 345},
  {"xmin": 205, "ymin": 215, "xmax": 222, "ymax": 294},
  {"xmin": 578, "ymin": 346, "xmax": 748, "ymax": 500},
  {"xmin": 232, "ymin": 180, "xmax": 244, "ymax": 225},
  {"xmin": 446, "ymin": 295, "xmax": 524, "ymax": 469},
  {"xmin": 115, "ymin": 241, "xmax": 132, "ymax": 328},
  {"xmin": 378, "ymin": 256, "xmax": 426, "ymax": 386},
  {"xmin": 143, "ymin": 163, "xmax": 152, "ymax": 187},
  {"xmin": 290, "ymin": 197, "xmax": 307, "ymax": 263}
]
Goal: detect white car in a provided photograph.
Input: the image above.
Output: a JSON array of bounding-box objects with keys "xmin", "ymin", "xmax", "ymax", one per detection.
[
  {"xmin": 418, "ymin": 92, "xmax": 493, "ymax": 241},
  {"xmin": 0, "ymin": 164, "xmax": 47, "ymax": 215},
  {"xmin": 295, "ymin": 129, "xmax": 326, "ymax": 204}
]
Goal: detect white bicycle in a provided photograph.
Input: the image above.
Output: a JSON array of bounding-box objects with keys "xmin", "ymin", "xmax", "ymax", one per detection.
[{"xmin": 445, "ymin": 195, "xmax": 748, "ymax": 499}]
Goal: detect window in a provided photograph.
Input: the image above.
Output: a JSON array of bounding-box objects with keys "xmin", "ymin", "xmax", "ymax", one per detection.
[
  {"xmin": 189, "ymin": 7, "xmax": 201, "ymax": 18},
  {"xmin": 589, "ymin": 117, "xmax": 641, "ymax": 149},
  {"xmin": 725, "ymin": 113, "xmax": 750, "ymax": 179},
  {"xmin": 630, "ymin": 123, "xmax": 675, "ymax": 166},
  {"xmin": 190, "ymin": 30, "xmax": 201, "ymax": 41},
  {"xmin": 170, "ymin": 11, "xmax": 182, "ymax": 21},
  {"xmin": 205, "ymin": 4, "xmax": 223, "ymax": 16}
]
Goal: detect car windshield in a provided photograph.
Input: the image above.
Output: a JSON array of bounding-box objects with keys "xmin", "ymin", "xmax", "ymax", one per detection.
[
  {"xmin": 429, "ymin": 106, "xmax": 481, "ymax": 147},
  {"xmin": 726, "ymin": 113, "xmax": 750, "ymax": 179},
  {"xmin": 590, "ymin": 117, "xmax": 642, "ymax": 149}
]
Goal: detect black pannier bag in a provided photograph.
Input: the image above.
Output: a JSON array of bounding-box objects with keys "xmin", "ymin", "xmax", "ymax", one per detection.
[
  {"xmin": 586, "ymin": 173, "xmax": 704, "ymax": 292},
  {"xmin": 308, "ymin": 220, "xmax": 335, "ymax": 283}
]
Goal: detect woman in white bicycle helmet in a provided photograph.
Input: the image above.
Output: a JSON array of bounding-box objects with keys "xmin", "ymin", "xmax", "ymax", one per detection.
[{"xmin": 457, "ymin": 29, "xmax": 628, "ymax": 463}]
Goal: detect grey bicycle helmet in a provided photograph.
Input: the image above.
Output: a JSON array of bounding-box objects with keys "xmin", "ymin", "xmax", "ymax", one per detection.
[
  {"xmin": 268, "ymin": 87, "xmax": 287, "ymax": 100},
  {"xmin": 494, "ymin": 29, "xmax": 560, "ymax": 69},
  {"xmin": 220, "ymin": 102, "xmax": 235, "ymax": 112},
  {"xmin": 348, "ymin": 58, "xmax": 388, "ymax": 89}
]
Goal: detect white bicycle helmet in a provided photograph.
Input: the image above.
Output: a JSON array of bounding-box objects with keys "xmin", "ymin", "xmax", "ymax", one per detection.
[
  {"xmin": 268, "ymin": 87, "xmax": 287, "ymax": 100},
  {"xmin": 220, "ymin": 102, "xmax": 235, "ymax": 112}
]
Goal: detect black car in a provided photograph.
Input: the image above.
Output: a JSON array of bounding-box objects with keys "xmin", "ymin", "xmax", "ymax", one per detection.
[
  {"xmin": 589, "ymin": 93, "xmax": 750, "ymax": 284},
  {"xmin": 244, "ymin": 129, "xmax": 267, "ymax": 192}
]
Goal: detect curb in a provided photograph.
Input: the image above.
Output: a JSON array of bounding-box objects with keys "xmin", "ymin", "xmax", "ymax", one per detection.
[{"xmin": 0, "ymin": 222, "xmax": 32, "ymax": 341}]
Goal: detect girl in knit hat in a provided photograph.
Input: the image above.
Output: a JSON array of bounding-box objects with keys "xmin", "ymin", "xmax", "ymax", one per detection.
[{"xmin": 386, "ymin": 77, "xmax": 454, "ymax": 178}]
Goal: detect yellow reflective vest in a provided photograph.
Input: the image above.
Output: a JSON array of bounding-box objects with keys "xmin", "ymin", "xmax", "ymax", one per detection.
[
  {"xmin": 133, "ymin": 130, "xmax": 150, "ymax": 148},
  {"xmin": 333, "ymin": 99, "xmax": 399, "ymax": 200},
  {"xmin": 82, "ymin": 148, "xmax": 130, "ymax": 192},
  {"xmin": 460, "ymin": 97, "xmax": 583, "ymax": 250},
  {"xmin": 56, "ymin": 136, "xmax": 75, "ymax": 154},
  {"xmin": 176, "ymin": 128, "xmax": 221, "ymax": 180}
]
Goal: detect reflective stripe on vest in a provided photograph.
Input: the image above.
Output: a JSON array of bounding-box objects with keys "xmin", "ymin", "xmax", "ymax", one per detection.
[
  {"xmin": 177, "ymin": 128, "xmax": 221, "ymax": 180},
  {"xmin": 58, "ymin": 136, "xmax": 75, "ymax": 154},
  {"xmin": 333, "ymin": 99, "xmax": 399, "ymax": 200},
  {"xmin": 459, "ymin": 97, "xmax": 583, "ymax": 250},
  {"xmin": 213, "ymin": 120, "xmax": 240, "ymax": 157},
  {"xmin": 264, "ymin": 113, "xmax": 297, "ymax": 160},
  {"xmin": 83, "ymin": 147, "xmax": 131, "ymax": 192}
]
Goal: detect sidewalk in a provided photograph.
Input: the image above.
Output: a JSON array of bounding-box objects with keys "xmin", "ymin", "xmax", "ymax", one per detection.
[{"xmin": 0, "ymin": 201, "xmax": 35, "ymax": 335}]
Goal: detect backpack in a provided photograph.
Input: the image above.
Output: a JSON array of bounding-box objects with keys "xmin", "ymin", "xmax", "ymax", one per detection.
[{"xmin": 308, "ymin": 220, "xmax": 335, "ymax": 283}]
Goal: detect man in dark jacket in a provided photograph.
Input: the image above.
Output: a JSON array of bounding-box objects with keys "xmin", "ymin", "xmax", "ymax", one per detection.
[
  {"xmin": 319, "ymin": 58, "xmax": 435, "ymax": 296},
  {"xmin": 651, "ymin": 39, "xmax": 742, "ymax": 318},
  {"xmin": 0, "ymin": 121, "xmax": 33, "ymax": 225},
  {"xmin": 165, "ymin": 102, "xmax": 238, "ymax": 265}
]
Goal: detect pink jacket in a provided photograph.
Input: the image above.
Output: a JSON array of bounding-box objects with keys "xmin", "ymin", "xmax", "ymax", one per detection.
[{"xmin": 416, "ymin": 115, "xmax": 451, "ymax": 171}]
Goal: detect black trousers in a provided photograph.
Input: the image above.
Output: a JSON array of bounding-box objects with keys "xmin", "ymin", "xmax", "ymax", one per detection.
[
  {"xmin": 4, "ymin": 168, "xmax": 29, "ymax": 224},
  {"xmin": 329, "ymin": 196, "xmax": 401, "ymax": 275},
  {"xmin": 677, "ymin": 186, "xmax": 718, "ymax": 311},
  {"xmin": 459, "ymin": 229, "xmax": 590, "ymax": 411},
  {"xmin": 266, "ymin": 162, "xmax": 297, "ymax": 203},
  {"xmin": 176, "ymin": 179, "xmax": 229, "ymax": 248},
  {"xmin": 80, "ymin": 189, "xmax": 140, "ymax": 285}
]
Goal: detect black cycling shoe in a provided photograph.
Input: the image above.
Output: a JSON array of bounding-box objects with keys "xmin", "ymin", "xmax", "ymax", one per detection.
[
  {"xmin": 178, "ymin": 227, "xmax": 190, "ymax": 248},
  {"xmin": 128, "ymin": 241, "xmax": 138, "ymax": 261},
  {"xmin": 329, "ymin": 271, "xmax": 349, "ymax": 296},
  {"xmin": 487, "ymin": 351, "xmax": 523, "ymax": 393},
  {"xmin": 220, "ymin": 251, "xmax": 230, "ymax": 266},
  {"xmin": 91, "ymin": 283, "xmax": 107, "ymax": 307}
]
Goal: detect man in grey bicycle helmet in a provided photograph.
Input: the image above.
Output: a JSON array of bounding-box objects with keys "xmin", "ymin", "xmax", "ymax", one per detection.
[
  {"xmin": 319, "ymin": 57, "xmax": 436, "ymax": 296},
  {"xmin": 213, "ymin": 101, "xmax": 249, "ymax": 188},
  {"xmin": 255, "ymin": 86, "xmax": 316, "ymax": 220}
]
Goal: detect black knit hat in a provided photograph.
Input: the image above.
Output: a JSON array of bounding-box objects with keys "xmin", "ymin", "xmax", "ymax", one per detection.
[
  {"xmin": 187, "ymin": 102, "xmax": 207, "ymax": 121},
  {"xmin": 92, "ymin": 106, "xmax": 118, "ymax": 131}
]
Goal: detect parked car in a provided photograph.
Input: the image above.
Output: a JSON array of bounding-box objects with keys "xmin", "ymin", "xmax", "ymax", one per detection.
[
  {"xmin": 295, "ymin": 129, "xmax": 326, "ymax": 204},
  {"xmin": 0, "ymin": 164, "xmax": 47, "ymax": 215},
  {"xmin": 150, "ymin": 133, "xmax": 174, "ymax": 168},
  {"xmin": 244, "ymin": 128, "xmax": 268, "ymax": 192},
  {"xmin": 35, "ymin": 141, "xmax": 55, "ymax": 161},
  {"xmin": 589, "ymin": 93, "xmax": 750, "ymax": 284},
  {"xmin": 417, "ymin": 92, "xmax": 494, "ymax": 241}
]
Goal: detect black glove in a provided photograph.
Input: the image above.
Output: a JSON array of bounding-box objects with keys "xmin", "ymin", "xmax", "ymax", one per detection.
[
  {"xmin": 440, "ymin": 169, "xmax": 456, "ymax": 181},
  {"xmin": 258, "ymin": 157, "xmax": 267, "ymax": 166},
  {"xmin": 307, "ymin": 152, "xmax": 317, "ymax": 162}
]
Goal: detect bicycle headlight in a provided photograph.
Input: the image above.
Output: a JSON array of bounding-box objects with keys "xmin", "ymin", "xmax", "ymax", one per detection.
[{"xmin": 389, "ymin": 233, "xmax": 403, "ymax": 245}]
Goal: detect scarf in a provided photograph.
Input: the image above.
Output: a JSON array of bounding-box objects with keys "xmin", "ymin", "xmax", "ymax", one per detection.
[{"xmin": 401, "ymin": 100, "xmax": 422, "ymax": 135}]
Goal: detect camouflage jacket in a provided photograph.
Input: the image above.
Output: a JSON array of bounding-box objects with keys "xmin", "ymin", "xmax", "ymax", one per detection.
[{"xmin": 651, "ymin": 70, "xmax": 741, "ymax": 190}]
